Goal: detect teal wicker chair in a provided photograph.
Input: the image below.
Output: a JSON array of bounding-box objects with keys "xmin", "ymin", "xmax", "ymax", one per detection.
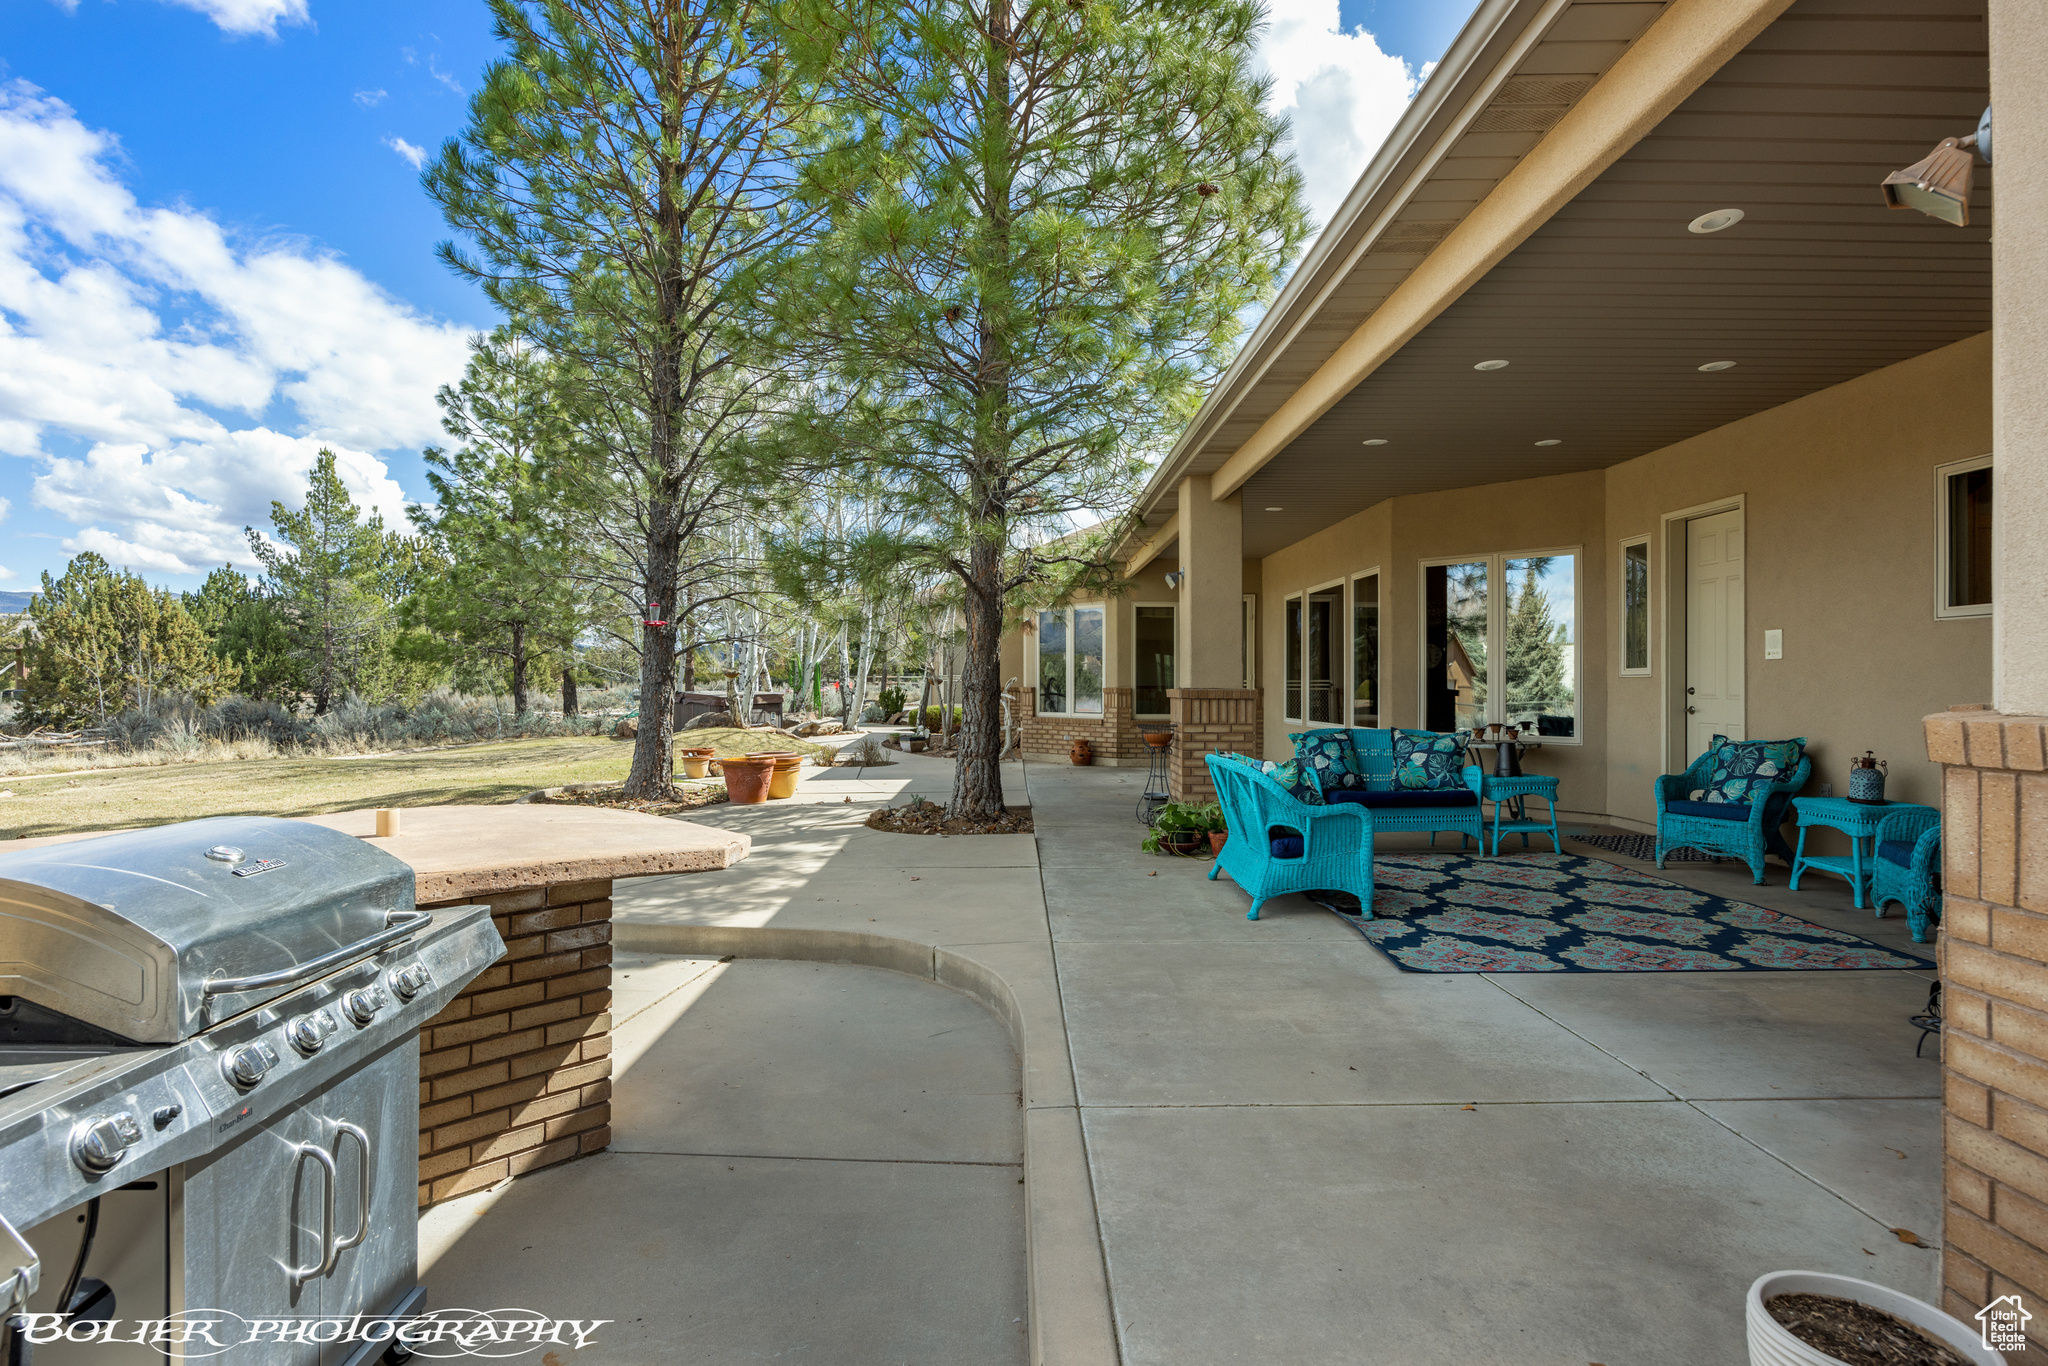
[
  {"xmin": 1206, "ymin": 755, "xmax": 1375, "ymax": 921},
  {"xmin": 1654, "ymin": 751, "xmax": 1812, "ymax": 884},
  {"xmin": 1873, "ymin": 806, "xmax": 1942, "ymax": 944},
  {"xmin": 1290, "ymin": 729, "xmax": 1486, "ymax": 851}
]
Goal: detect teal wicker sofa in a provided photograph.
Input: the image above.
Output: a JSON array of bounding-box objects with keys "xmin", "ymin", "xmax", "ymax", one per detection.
[
  {"xmin": 1654, "ymin": 747, "xmax": 1812, "ymax": 885},
  {"xmin": 1288, "ymin": 728, "xmax": 1485, "ymax": 851},
  {"xmin": 1872, "ymin": 805, "xmax": 1942, "ymax": 944},
  {"xmin": 1206, "ymin": 754, "xmax": 1375, "ymax": 921}
]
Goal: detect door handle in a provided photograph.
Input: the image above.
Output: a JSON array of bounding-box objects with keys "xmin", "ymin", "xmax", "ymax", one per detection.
[
  {"xmin": 328, "ymin": 1122, "xmax": 372, "ymax": 1269},
  {"xmin": 1686, "ymin": 706, "xmax": 1697, "ymax": 715},
  {"xmin": 289, "ymin": 1143, "xmax": 336, "ymax": 1288}
]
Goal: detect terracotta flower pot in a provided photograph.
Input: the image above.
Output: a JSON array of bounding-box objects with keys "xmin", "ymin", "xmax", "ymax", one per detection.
[
  {"xmin": 720, "ymin": 755, "xmax": 776, "ymax": 804},
  {"xmin": 1144, "ymin": 731, "xmax": 1173, "ymax": 749},
  {"xmin": 1070, "ymin": 738, "xmax": 1093, "ymax": 766},
  {"xmin": 754, "ymin": 751, "xmax": 806, "ymax": 799},
  {"xmin": 677, "ymin": 746, "xmax": 715, "ymax": 780},
  {"xmin": 1208, "ymin": 831, "xmax": 1227, "ymax": 856}
]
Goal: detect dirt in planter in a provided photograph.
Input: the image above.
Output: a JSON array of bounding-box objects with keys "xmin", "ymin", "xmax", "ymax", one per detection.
[
  {"xmin": 531, "ymin": 783, "xmax": 730, "ymax": 816},
  {"xmin": 1764, "ymin": 1293, "xmax": 1969, "ymax": 1366},
  {"xmin": 866, "ymin": 797, "xmax": 1033, "ymax": 835}
]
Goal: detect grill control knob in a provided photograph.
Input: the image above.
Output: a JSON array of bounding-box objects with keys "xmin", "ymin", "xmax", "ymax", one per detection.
[
  {"xmin": 286, "ymin": 1008, "xmax": 338, "ymax": 1055},
  {"xmin": 71, "ymin": 1112, "xmax": 143, "ymax": 1175},
  {"xmin": 342, "ymin": 983, "xmax": 389, "ymax": 1025},
  {"xmin": 221, "ymin": 1040, "xmax": 280, "ymax": 1088},
  {"xmin": 387, "ymin": 962, "xmax": 434, "ymax": 1002}
]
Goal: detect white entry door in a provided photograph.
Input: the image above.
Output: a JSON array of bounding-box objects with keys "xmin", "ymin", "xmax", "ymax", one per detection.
[{"xmin": 1685, "ymin": 509, "xmax": 1745, "ymax": 762}]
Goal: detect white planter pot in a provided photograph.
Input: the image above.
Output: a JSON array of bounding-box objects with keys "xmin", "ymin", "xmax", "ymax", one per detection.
[{"xmin": 1747, "ymin": 1271, "xmax": 2002, "ymax": 1366}]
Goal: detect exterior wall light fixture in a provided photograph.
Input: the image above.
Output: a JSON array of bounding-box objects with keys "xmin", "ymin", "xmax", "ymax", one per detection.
[
  {"xmin": 1883, "ymin": 106, "xmax": 1991, "ymax": 227},
  {"xmin": 1163, "ymin": 570, "xmax": 1186, "ymax": 590}
]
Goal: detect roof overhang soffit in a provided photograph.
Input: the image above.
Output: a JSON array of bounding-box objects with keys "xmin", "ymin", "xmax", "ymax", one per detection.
[{"xmin": 1207, "ymin": 0, "xmax": 1797, "ymax": 504}]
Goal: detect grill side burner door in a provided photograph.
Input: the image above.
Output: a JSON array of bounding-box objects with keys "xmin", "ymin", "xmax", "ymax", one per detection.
[
  {"xmin": 315, "ymin": 1037, "xmax": 420, "ymax": 1364},
  {"xmin": 179, "ymin": 1101, "xmax": 328, "ymax": 1364}
]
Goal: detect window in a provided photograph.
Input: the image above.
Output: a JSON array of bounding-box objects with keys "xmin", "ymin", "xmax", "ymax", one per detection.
[
  {"xmin": 1241, "ymin": 596, "xmax": 1256, "ymax": 690},
  {"xmin": 1035, "ymin": 604, "xmax": 1104, "ymax": 714},
  {"xmin": 1134, "ymin": 606, "xmax": 1175, "ymax": 715},
  {"xmin": 1620, "ymin": 537, "xmax": 1651, "ymax": 675},
  {"xmin": 1285, "ymin": 594, "xmax": 1304, "ymax": 721},
  {"xmin": 1423, "ymin": 551, "xmax": 1580, "ymax": 740},
  {"xmin": 1353, "ymin": 573, "xmax": 1379, "ymax": 726},
  {"xmin": 1937, "ymin": 455, "xmax": 1993, "ymax": 619}
]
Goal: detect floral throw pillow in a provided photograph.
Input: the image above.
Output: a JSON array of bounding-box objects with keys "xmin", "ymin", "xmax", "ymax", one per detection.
[
  {"xmin": 1217, "ymin": 751, "xmax": 1324, "ymax": 804},
  {"xmin": 1391, "ymin": 729, "xmax": 1473, "ymax": 791},
  {"xmin": 1689, "ymin": 735, "xmax": 1806, "ymax": 804},
  {"xmin": 1292, "ymin": 729, "xmax": 1363, "ymax": 791}
]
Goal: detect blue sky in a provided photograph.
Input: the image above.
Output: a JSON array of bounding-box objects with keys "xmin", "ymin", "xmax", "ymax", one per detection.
[{"xmin": 0, "ymin": 0, "xmax": 1473, "ymax": 593}]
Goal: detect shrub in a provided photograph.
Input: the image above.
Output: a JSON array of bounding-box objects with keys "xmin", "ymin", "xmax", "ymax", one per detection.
[{"xmin": 877, "ymin": 687, "xmax": 906, "ymax": 718}]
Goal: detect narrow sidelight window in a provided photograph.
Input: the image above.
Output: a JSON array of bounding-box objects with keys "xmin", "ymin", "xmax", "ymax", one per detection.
[
  {"xmin": 1134, "ymin": 606, "xmax": 1175, "ymax": 716},
  {"xmin": 1284, "ymin": 595, "xmax": 1304, "ymax": 721},
  {"xmin": 1620, "ymin": 538, "xmax": 1650, "ymax": 675},
  {"xmin": 1037, "ymin": 609, "xmax": 1068, "ymax": 714},
  {"xmin": 1352, "ymin": 573, "xmax": 1379, "ymax": 727}
]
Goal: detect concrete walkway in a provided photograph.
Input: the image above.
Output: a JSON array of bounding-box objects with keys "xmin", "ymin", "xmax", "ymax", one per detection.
[{"xmin": 445, "ymin": 752, "xmax": 1944, "ymax": 1364}]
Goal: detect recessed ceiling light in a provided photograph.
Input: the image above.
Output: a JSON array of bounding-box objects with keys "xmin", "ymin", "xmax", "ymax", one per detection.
[
  {"xmin": 1362, "ymin": 438, "xmax": 1388, "ymax": 446},
  {"xmin": 1534, "ymin": 439, "xmax": 1561, "ymax": 447},
  {"xmin": 1265, "ymin": 506, "xmax": 1283, "ymax": 512},
  {"xmin": 1688, "ymin": 208, "xmax": 1745, "ymax": 235},
  {"xmin": 1473, "ymin": 359, "xmax": 1510, "ymax": 371},
  {"xmin": 1698, "ymin": 360, "xmax": 1737, "ymax": 372}
]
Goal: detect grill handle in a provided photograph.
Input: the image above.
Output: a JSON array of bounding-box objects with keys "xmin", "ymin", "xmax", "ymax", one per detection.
[
  {"xmin": 288, "ymin": 1142, "xmax": 336, "ymax": 1288},
  {"xmin": 201, "ymin": 910, "xmax": 433, "ymax": 998}
]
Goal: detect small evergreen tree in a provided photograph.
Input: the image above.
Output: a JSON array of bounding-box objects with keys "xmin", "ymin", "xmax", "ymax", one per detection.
[
  {"xmin": 17, "ymin": 553, "xmax": 234, "ymax": 729},
  {"xmin": 1504, "ymin": 560, "xmax": 1571, "ymax": 717},
  {"xmin": 184, "ymin": 565, "xmax": 302, "ymax": 702}
]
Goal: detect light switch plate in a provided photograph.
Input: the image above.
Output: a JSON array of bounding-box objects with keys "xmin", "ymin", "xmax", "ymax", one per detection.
[
  {"xmin": 1763, "ymin": 629, "xmax": 1783, "ymax": 660},
  {"xmin": 1819, "ymin": 782, "xmax": 1833, "ymax": 798}
]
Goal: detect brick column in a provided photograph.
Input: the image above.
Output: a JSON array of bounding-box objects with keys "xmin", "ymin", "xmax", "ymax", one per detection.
[
  {"xmin": 1925, "ymin": 707, "xmax": 2048, "ymax": 1341},
  {"xmin": 416, "ymin": 878, "xmax": 614, "ymax": 1206},
  {"xmin": 1168, "ymin": 688, "xmax": 1262, "ymax": 802}
]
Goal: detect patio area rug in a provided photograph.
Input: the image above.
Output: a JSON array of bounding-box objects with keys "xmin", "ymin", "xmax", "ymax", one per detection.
[{"xmin": 1306, "ymin": 852, "xmax": 1930, "ymax": 973}]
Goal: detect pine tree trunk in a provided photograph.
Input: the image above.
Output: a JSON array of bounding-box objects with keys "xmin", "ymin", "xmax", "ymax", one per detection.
[
  {"xmin": 626, "ymin": 502, "xmax": 680, "ymax": 797},
  {"xmin": 561, "ymin": 664, "xmax": 578, "ymax": 718},
  {"xmin": 951, "ymin": 539, "xmax": 1008, "ymax": 818},
  {"xmin": 510, "ymin": 622, "xmax": 528, "ymax": 717}
]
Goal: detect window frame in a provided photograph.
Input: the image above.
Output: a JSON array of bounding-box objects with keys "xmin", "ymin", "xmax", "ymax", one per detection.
[
  {"xmin": 1241, "ymin": 595, "xmax": 1257, "ymax": 691},
  {"xmin": 1031, "ymin": 602, "xmax": 1107, "ymax": 716},
  {"xmin": 1300, "ymin": 577, "xmax": 1346, "ymax": 727},
  {"xmin": 1349, "ymin": 568, "xmax": 1382, "ymax": 729},
  {"xmin": 1417, "ymin": 546, "xmax": 1584, "ymax": 744},
  {"xmin": 1130, "ymin": 600, "xmax": 1176, "ymax": 719},
  {"xmin": 1935, "ymin": 453, "xmax": 1994, "ymax": 620},
  {"xmin": 1619, "ymin": 534, "xmax": 1652, "ymax": 677}
]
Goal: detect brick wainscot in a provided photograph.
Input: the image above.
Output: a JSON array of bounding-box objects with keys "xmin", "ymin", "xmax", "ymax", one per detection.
[
  {"xmin": 306, "ymin": 806, "xmax": 750, "ymax": 1207},
  {"xmin": 1924, "ymin": 707, "xmax": 2048, "ymax": 1347}
]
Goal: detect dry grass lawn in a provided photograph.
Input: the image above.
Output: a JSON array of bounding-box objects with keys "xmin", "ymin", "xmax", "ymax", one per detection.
[{"xmin": 2, "ymin": 737, "xmax": 646, "ymax": 841}]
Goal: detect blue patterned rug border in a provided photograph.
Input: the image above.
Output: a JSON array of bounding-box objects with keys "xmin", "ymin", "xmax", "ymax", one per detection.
[{"xmin": 1309, "ymin": 852, "xmax": 1934, "ymax": 974}]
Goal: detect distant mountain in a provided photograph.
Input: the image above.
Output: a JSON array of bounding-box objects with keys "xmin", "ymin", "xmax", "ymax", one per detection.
[{"xmin": 0, "ymin": 591, "xmax": 33, "ymax": 614}]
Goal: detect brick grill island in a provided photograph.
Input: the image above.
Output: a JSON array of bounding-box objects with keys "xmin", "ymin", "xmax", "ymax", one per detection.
[{"xmin": 305, "ymin": 806, "xmax": 750, "ymax": 1207}]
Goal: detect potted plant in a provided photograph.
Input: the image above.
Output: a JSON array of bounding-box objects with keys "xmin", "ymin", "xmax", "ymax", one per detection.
[
  {"xmin": 1746, "ymin": 1271, "xmax": 2000, "ymax": 1365},
  {"xmin": 720, "ymin": 754, "xmax": 776, "ymax": 804},
  {"xmin": 752, "ymin": 750, "xmax": 806, "ymax": 799},
  {"xmin": 1143, "ymin": 801, "xmax": 1225, "ymax": 856}
]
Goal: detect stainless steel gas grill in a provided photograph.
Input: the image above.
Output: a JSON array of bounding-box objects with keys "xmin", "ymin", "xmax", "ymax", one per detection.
[{"xmin": 0, "ymin": 816, "xmax": 505, "ymax": 1364}]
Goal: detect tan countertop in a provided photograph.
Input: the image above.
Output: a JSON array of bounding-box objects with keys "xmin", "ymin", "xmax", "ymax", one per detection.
[{"xmin": 6, "ymin": 806, "xmax": 751, "ymax": 904}]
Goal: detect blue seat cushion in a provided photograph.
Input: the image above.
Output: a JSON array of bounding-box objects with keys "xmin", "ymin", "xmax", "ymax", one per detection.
[
  {"xmin": 1878, "ymin": 839, "xmax": 1917, "ymax": 868},
  {"xmin": 1665, "ymin": 799, "xmax": 1752, "ymax": 822},
  {"xmin": 1270, "ymin": 830, "xmax": 1304, "ymax": 859},
  {"xmin": 1324, "ymin": 789, "xmax": 1477, "ymax": 810}
]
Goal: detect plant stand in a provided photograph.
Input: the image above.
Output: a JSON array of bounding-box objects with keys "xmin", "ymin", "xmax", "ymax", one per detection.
[{"xmin": 1139, "ymin": 725, "xmax": 1173, "ymax": 824}]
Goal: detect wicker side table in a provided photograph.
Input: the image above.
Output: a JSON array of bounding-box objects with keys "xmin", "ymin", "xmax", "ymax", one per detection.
[
  {"xmin": 1479, "ymin": 773, "xmax": 1562, "ymax": 856},
  {"xmin": 1789, "ymin": 795, "xmax": 1939, "ymax": 911}
]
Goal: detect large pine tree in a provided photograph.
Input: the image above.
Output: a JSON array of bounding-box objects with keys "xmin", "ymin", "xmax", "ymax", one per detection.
[{"xmin": 772, "ymin": 0, "xmax": 1309, "ymax": 818}]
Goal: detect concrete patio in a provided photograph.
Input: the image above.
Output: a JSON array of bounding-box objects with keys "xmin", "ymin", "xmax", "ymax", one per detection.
[{"xmin": 421, "ymin": 751, "xmax": 1942, "ymax": 1364}]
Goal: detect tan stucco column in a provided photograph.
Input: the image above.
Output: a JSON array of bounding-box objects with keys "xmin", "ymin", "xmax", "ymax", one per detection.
[
  {"xmin": 1168, "ymin": 474, "xmax": 1259, "ymax": 799},
  {"xmin": 1931, "ymin": 4, "xmax": 2048, "ymax": 1339},
  {"xmin": 1993, "ymin": 0, "xmax": 2048, "ymax": 712}
]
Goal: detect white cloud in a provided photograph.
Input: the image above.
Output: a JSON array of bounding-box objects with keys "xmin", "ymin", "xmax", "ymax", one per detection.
[
  {"xmin": 158, "ymin": 0, "xmax": 310, "ymax": 38},
  {"xmin": 0, "ymin": 80, "xmax": 474, "ymax": 574},
  {"xmin": 384, "ymin": 136, "xmax": 427, "ymax": 170},
  {"xmin": 1256, "ymin": 0, "xmax": 1426, "ymax": 232},
  {"xmin": 354, "ymin": 89, "xmax": 389, "ymax": 108}
]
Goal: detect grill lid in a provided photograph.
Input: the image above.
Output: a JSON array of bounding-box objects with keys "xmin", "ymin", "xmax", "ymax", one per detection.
[{"xmin": 0, "ymin": 816, "xmax": 416, "ymax": 1044}]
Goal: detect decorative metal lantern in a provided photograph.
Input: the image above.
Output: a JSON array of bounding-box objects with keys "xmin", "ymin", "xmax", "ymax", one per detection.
[{"xmin": 1847, "ymin": 751, "xmax": 1889, "ymax": 805}]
